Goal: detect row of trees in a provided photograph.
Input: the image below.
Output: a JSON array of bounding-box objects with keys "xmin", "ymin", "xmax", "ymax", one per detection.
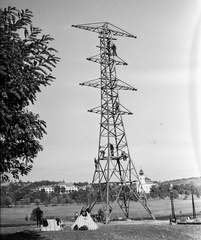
[
  {"xmin": 2, "ymin": 187, "xmax": 121, "ymax": 209},
  {"xmin": 0, "ymin": 180, "xmax": 90, "ymax": 207},
  {"xmin": 149, "ymin": 182, "xmax": 201, "ymax": 200},
  {"xmin": 1, "ymin": 188, "xmax": 90, "ymax": 208},
  {"xmin": 1, "ymin": 179, "xmax": 201, "ymax": 208}
]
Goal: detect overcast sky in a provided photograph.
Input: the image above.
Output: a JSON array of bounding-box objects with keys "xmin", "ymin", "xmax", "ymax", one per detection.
[{"xmin": 2, "ymin": 0, "xmax": 201, "ymax": 182}]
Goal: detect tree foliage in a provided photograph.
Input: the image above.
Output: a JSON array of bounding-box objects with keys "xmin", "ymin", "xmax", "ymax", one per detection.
[
  {"xmin": 150, "ymin": 182, "xmax": 200, "ymax": 199},
  {"xmin": 1, "ymin": 180, "xmax": 201, "ymax": 208},
  {"xmin": 0, "ymin": 7, "xmax": 60, "ymax": 180}
]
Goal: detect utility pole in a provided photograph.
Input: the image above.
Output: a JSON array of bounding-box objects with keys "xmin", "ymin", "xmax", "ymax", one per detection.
[
  {"xmin": 72, "ymin": 22, "xmax": 155, "ymax": 223},
  {"xmin": 191, "ymin": 188, "xmax": 196, "ymax": 219},
  {"xmin": 170, "ymin": 184, "xmax": 176, "ymax": 223}
]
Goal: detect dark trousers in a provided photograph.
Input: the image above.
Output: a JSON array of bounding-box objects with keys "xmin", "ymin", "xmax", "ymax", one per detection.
[{"xmin": 36, "ymin": 217, "xmax": 41, "ymax": 226}]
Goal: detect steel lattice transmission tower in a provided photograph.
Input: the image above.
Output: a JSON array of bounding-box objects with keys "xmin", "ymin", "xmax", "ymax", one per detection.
[{"xmin": 72, "ymin": 22, "xmax": 155, "ymax": 222}]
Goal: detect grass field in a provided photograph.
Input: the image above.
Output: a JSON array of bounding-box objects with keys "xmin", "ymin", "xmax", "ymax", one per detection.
[
  {"xmin": 1, "ymin": 220, "xmax": 201, "ymax": 240},
  {"xmin": 1, "ymin": 198, "xmax": 201, "ymax": 226},
  {"xmin": 1, "ymin": 198, "xmax": 201, "ymax": 240}
]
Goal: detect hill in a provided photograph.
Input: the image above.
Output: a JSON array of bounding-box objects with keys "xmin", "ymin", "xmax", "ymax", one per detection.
[{"xmin": 163, "ymin": 177, "xmax": 201, "ymax": 187}]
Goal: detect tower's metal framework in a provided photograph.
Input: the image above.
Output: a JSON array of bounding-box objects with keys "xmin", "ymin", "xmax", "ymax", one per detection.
[{"xmin": 72, "ymin": 22, "xmax": 155, "ymax": 223}]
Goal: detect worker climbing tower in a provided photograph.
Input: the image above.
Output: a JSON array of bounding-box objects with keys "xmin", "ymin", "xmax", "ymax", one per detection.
[{"xmin": 72, "ymin": 22, "xmax": 155, "ymax": 223}]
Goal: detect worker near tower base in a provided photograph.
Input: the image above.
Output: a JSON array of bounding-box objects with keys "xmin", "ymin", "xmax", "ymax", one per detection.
[
  {"xmin": 109, "ymin": 143, "xmax": 114, "ymax": 156},
  {"xmin": 121, "ymin": 151, "xmax": 127, "ymax": 161},
  {"xmin": 94, "ymin": 158, "xmax": 99, "ymax": 170},
  {"xmin": 100, "ymin": 150, "xmax": 105, "ymax": 158}
]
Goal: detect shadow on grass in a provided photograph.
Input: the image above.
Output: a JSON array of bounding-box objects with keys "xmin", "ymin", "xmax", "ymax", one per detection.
[{"xmin": 1, "ymin": 231, "xmax": 46, "ymax": 240}]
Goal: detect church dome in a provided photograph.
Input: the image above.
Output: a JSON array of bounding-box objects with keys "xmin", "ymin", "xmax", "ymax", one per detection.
[{"xmin": 139, "ymin": 169, "xmax": 144, "ymax": 175}]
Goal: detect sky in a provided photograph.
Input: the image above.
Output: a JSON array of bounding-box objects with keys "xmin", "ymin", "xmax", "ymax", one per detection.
[{"xmin": 2, "ymin": 0, "xmax": 201, "ymax": 183}]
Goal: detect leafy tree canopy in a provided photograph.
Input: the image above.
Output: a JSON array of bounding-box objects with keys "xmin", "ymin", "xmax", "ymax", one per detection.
[{"xmin": 0, "ymin": 7, "xmax": 60, "ymax": 181}]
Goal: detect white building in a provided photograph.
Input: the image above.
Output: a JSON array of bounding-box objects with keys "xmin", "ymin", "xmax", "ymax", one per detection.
[
  {"xmin": 58, "ymin": 182, "xmax": 78, "ymax": 193},
  {"xmin": 38, "ymin": 185, "xmax": 54, "ymax": 194},
  {"xmin": 136, "ymin": 169, "xmax": 157, "ymax": 194},
  {"xmin": 65, "ymin": 182, "xmax": 78, "ymax": 193},
  {"xmin": 38, "ymin": 182, "xmax": 78, "ymax": 194}
]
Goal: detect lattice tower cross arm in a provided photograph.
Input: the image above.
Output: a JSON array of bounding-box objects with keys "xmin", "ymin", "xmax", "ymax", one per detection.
[{"xmin": 71, "ymin": 22, "xmax": 137, "ymax": 38}]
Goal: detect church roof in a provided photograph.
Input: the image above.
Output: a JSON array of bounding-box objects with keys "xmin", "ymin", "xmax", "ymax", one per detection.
[{"xmin": 145, "ymin": 177, "xmax": 152, "ymax": 183}]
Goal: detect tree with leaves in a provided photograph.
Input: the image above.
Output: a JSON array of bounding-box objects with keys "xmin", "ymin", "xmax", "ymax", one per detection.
[
  {"xmin": 1, "ymin": 195, "xmax": 13, "ymax": 207},
  {"xmin": 0, "ymin": 7, "xmax": 60, "ymax": 181}
]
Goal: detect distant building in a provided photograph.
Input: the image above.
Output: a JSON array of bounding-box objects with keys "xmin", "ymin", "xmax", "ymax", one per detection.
[
  {"xmin": 65, "ymin": 182, "xmax": 78, "ymax": 193},
  {"xmin": 136, "ymin": 169, "xmax": 157, "ymax": 194},
  {"xmin": 77, "ymin": 185, "xmax": 88, "ymax": 190},
  {"xmin": 38, "ymin": 185, "xmax": 54, "ymax": 194},
  {"xmin": 38, "ymin": 182, "xmax": 78, "ymax": 194}
]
